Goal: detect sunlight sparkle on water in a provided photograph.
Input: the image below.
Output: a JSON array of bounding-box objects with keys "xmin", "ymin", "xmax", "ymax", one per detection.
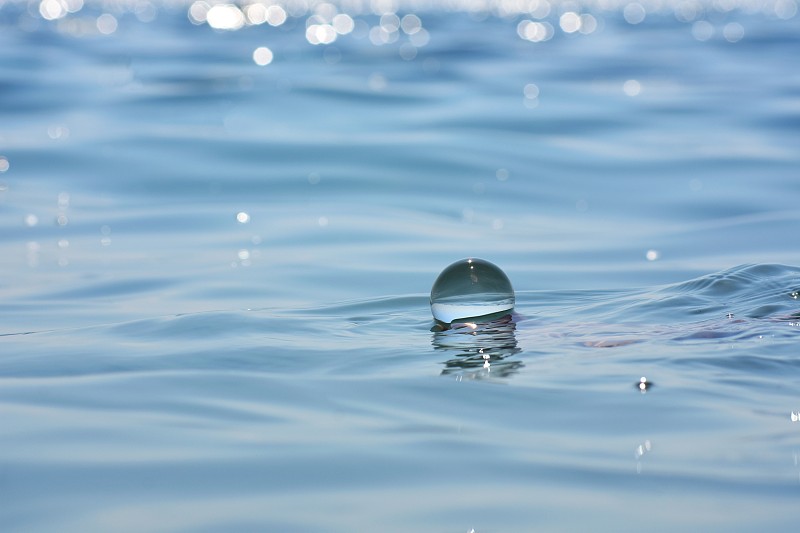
[{"xmin": 17, "ymin": 0, "xmax": 799, "ymax": 38}]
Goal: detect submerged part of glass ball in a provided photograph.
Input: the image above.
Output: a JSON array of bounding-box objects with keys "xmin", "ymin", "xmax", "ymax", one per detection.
[{"xmin": 430, "ymin": 258, "xmax": 515, "ymax": 324}]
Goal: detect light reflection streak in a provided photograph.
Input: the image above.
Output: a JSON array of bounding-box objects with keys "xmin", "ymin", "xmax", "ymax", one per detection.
[
  {"xmin": 634, "ymin": 438, "xmax": 652, "ymax": 473},
  {"xmin": 27, "ymin": 241, "xmax": 40, "ymax": 268},
  {"xmin": 432, "ymin": 314, "xmax": 522, "ymax": 379}
]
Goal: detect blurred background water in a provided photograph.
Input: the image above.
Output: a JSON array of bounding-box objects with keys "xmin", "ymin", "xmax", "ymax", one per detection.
[{"xmin": 2, "ymin": 0, "xmax": 800, "ymax": 530}]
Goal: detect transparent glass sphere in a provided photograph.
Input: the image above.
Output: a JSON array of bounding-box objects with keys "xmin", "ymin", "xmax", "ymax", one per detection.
[{"xmin": 430, "ymin": 258, "xmax": 515, "ymax": 324}]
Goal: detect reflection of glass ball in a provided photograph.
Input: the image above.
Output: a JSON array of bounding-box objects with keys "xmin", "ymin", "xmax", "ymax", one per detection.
[{"xmin": 430, "ymin": 258, "xmax": 515, "ymax": 324}]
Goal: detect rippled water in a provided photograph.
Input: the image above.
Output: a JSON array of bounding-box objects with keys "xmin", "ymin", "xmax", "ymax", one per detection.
[{"xmin": 2, "ymin": 0, "xmax": 800, "ymax": 530}]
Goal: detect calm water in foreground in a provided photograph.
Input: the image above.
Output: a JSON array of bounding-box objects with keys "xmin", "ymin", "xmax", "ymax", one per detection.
[{"xmin": 2, "ymin": 0, "xmax": 800, "ymax": 530}]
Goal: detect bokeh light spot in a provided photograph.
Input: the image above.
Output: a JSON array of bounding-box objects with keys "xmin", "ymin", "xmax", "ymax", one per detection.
[
  {"xmin": 96, "ymin": 13, "xmax": 118, "ymax": 34},
  {"xmin": 206, "ymin": 4, "xmax": 244, "ymax": 30},
  {"xmin": 188, "ymin": 1, "xmax": 210, "ymax": 24},
  {"xmin": 559, "ymin": 11, "xmax": 581, "ymax": 33},
  {"xmin": 523, "ymin": 83, "xmax": 539, "ymax": 99},
  {"xmin": 692, "ymin": 20, "xmax": 714, "ymax": 41},
  {"xmin": 332, "ymin": 13, "xmax": 354, "ymax": 34},
  {"xmin": 400, "ymin": 14, "xmax": 421, "ymax": 34},
  {"xmin": 368, "ymin": 73, "xmax": 387, "ymax": 91},
  {"xmin": 623, "ymin": 79, "xmax": 642, "ymax": 96},
  {"xmin": 517, "ymin": 20, "xmax": 554, "ymax": 42},
  {"xmin": 623, "ymin": 3, "xmax": 646, "ymax": 24},
  {"xmin": 723, "ymin": 22, "xmax": 744, "ymax": 42},
  {"xmin": 579, "ymin": 14, "xmax": 597, "ymax": 34},
  {"xmin": 266, "ymin": 5, "xmax": 287, "ymax": 26},
  {"xmin": 399, "ymin": 43, "xmax": 417, "ymax": 60},
  {"xmin": 307, "ymin": 23, "xmax": 337, "ymax": 45},
  {"xmin": 774, "ymin": 0, "xmax": 797, "ymax": 19},
  {"xmin": 253, "ymin": 46, "xmax": 273, "ymax": 66},
  {"xmin": 244, "ymin": 3, "xmax": 267, "ymax": 24},
  {"xmin": 40, "ymin": 0, "xmax": 67, "ymax": 20}
]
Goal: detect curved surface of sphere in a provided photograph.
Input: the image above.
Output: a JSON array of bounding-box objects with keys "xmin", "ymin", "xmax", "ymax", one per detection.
[{"xmin": 430, "ymin": 258, "xmax": 515, "ymax": 323}]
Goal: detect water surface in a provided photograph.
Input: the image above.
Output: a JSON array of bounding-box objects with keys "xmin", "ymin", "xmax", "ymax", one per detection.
[{"xmin": 2, "ymin": 0, "xmax": 800, "ymax": 530}]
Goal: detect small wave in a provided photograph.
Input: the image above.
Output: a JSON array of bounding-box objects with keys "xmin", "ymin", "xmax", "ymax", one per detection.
[
  {"xmin": 2, "ymin": 265, "xmax": 798, "ymax": 380},
  {"xmin": 540, "ymin": 264, "xmax": 800, "ymax": 326},
  {"xmin": 640, "ymin": 263, "xmax": 800, "ymax": 321}
]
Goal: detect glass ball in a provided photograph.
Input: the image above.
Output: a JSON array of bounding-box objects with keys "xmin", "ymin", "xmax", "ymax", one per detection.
[{"xmin": 430, "ymin": 258, "xmax": 515, "ymax": 324}]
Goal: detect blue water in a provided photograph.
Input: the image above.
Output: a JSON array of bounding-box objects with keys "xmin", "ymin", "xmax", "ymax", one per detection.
[{"xmin": 2, "ymin": 0, "xmax": 800, "ymax": 530}]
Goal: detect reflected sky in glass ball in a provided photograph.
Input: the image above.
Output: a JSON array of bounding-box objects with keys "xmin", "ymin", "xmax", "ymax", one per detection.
[{"xmin": 430, "ymin": 258, "xmax": 515, "ymax": 324}]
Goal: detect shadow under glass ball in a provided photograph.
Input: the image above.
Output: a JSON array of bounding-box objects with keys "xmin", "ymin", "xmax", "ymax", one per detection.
[{"xmin": 430, "ymin": 258, "xmax": 515, "ymax": 324}]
